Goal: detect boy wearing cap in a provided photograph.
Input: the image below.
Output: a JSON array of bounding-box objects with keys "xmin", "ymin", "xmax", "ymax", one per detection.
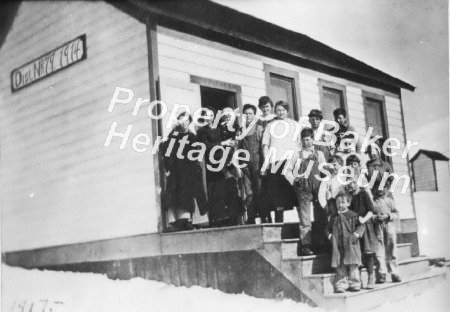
[
  {"xmin": 333, "ymin": 108, "xmax": 362, "ymax": 154},
  {"xmin": 239, "ymin": 104, "xmax": 264, "ymax": 224},
  {"xmin": 308, "ymin": 109, "xmax": 333, "ymax": 161}
]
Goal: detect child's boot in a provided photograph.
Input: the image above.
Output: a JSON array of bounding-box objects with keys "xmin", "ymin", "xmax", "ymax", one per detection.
[
  {"xmin": 376, "ymin": 273, "xmax": 386, "ymax": 284},
  {"xmin": 365, "ymin": 254, "xmax": 375, "ymax": 289},
  {"xmin": 391, "ymin": 274, "xmax": 402, "ymax": 283},
  {"xmin": 367, "ymin": 274, "xmax": 375, "ymax": 289}
]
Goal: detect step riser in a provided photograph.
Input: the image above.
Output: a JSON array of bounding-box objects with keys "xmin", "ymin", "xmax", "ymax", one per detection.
[
  {"xmin": 397, "ymin": 244, "xmax": 412, "ymax": 261},
  {"xmin": 306, "ymin": 258, "xmax": 431, "ymax": 295},
  {"xmin": 281, "ymin": 242, "xmax": 298, "ymax": 259},
  {"xmin": 320, "ymin": 271, "xmax": 447, "ymax": 312},
  {"xmin": 262, "ymin": 227, "xmax": 282, "ymax": 242},
  {"xmin": 301, "ymin": 257, "xmax": 332, "ymax": 275},
  {"xmin": 282, "ymin": 245, "xmax": 413, "ymax": 271},
  {"xmin": 398, "ymin": 259, "xmax": 430, "ymax": 277}
]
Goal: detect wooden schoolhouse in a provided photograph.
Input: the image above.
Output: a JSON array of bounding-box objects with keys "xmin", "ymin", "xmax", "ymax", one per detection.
[
  {"xmin": 1, "ymin": 1, "xmax": 446, "ymax": 310},
  {"xmin": 410, "ymin": 149, "xmax": 449, "ymax": 192}
]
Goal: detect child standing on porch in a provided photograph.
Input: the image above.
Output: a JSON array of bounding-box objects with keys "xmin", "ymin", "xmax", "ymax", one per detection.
[
  {"xmin": 318, "ymin": 155, "xmax": 345, "ymax": 216},
  {"xmin": 238, "ymin": 104, "xmax": 264, "ymax": 224},
  {"xmin": 345, "ymin": 180, "xmax": 378, "ymax": 289},
  {"xmin": 372, "ymin": 180, "xmax": 402, "ymax": 283},
  {"xmin": 326, "ymin": 192, "xmax": 365, "ymax": 293},
  {"xmin": 286, "ymin": 127, "xmax": 326, "ymax": 255}
]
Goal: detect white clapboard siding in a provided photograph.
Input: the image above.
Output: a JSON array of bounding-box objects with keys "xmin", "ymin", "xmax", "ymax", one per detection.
[
  {"xmin": 0, "ymin": 2, "xmax": 159, "ymax": 252},
  {"xmin": 384, "ymin": 95, "xmax": 414, "ymax": 217},
  {"xmin": 157, "ymin": 28, "xmax": 267, "ymax": 137},
  {"xmin": 345, "ymin": 86, "xmax": 367, "ymax": 149},
  {"xmin": 157, "ymin": 28, "xmax": 264, "ymax": 70},
  {"xmin": 299, "ymin": 73, "xmax": 320, "ymax": 112}
]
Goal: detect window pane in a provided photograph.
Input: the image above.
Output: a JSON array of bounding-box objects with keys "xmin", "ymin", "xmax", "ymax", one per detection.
[
  {"xmin": 365, "ymin": 99, "xmax": 384, "ymax": 138},
  {"xmin": 322, "ymin": 87, "xmax": 343, "ymax": 122},
  {"xmin": 269, "ymin": 74, "xmax": 296, "ymax": 120}
]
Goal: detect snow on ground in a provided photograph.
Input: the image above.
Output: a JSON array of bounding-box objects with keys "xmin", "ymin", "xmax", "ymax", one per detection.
[
  {"xmin": 1, "ymin": 264, "xmax": 449, "ymax": 312},
  {"xmin": 414, "ymin": 190, "xmax": 450, "ymax": 259},
  {"xmin": 2, "ymin": 191, "xmax": 449, "ymax": 312}
]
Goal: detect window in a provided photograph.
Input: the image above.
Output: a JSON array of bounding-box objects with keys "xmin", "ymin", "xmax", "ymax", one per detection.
[
  {"xmin": 190, "ymin": 74, "xmax": 242, "ymax": 112},
  {"xmin": 363, "ymin": 91, "xmax": 388, "ymax": 139},
  {"xmin": 363, "ymin": 91, "xmax": 390, "ymax": 162},
  {"xmin": 264, "ymin": 64, "xmax": 300, "ymax": 120},
  {"xmin": 200, "ymin": 86, "xmax": 237, "ymax": 111},
  {"xmin": 318, "ymin": 79, "xmax": 347, "ymax": 122}
]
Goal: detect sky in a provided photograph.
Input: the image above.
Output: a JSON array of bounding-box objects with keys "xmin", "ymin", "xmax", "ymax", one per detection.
[{"xmin": 214, "ymin": 0, "xmax": 449, "ymax": 156}]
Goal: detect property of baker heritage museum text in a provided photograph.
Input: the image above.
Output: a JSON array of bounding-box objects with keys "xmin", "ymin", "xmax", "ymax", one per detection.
[{"xmin": 103, "ymin": 85, "xmax": 417, "ymax": 291}]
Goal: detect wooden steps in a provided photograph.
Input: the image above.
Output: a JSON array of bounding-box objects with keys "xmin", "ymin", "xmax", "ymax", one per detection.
[
  {"xmin": 301, "ymin": 256, "xmax": 432, "ymax": 295},
  {"xmin": 397, "ymin": 243, "xmax": 413, "ymax": 261},
  {"xmin": 17, "ymin": 222, "xmax": 446, "ymax": 312},
  {"xmin": 319, "ymin": 270, "xmax": 447, "ymax": 312},
  {"xmin": 262, "ymin": 222, "xmax": 447, "ymax": 311}
]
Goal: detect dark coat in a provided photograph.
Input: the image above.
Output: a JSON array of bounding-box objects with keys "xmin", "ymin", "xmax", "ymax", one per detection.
[
  {"xmin": 349, "ymin": 190, "xmax": 377, "ymax": 254},
  {"xmin": 326, "ymin": 209, "xmax": 365, "ymax": 267},
  {"xmin": 160, "ymin": 130, "xmax": 208, "ymax": 215},
  {"xmin": 196, "ymin": 124, "xmax": 244, "ymax": 222}
]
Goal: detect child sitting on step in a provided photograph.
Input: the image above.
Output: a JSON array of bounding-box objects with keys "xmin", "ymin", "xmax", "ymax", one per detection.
[
  {"xmin": 372, "ymin": 180, "xmax": 402, "ymax": 283},
  {"xmin": 326, "ymin": 192, "xmax": 365, "ymax": 293}
]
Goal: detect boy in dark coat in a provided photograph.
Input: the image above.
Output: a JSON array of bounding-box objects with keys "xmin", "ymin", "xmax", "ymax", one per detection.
[
  {"xmin": 326, "ymin": 192, "xmax": 365, "ymax": 293},
  {"xmin": 238, "ymin": 104, "xmax": 264, "ymax": 224},
  {"xmin": 346, "ymin": 180, "xmax": 378, "ymax": 289}
]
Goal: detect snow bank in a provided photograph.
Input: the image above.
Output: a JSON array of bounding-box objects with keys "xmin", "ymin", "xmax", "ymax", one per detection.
[
  {"xmin": 1, "ymin": 264, "xmax": 322, "ymax": 312},
  {"xmin": 414, "ymin": 191, "xmax": 450, "ymax": 259},
  {"xmin": 2, "ymin": 264, "xmax": 449, "ymax": 312}
]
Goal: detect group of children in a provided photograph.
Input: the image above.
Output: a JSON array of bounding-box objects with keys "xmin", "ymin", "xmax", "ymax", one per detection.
[
  {"xmin": 328, "ymin": 179, "xmax": 401, "ymax": 293},
  {"xmin": 161, "ymin": 95, "xmax": 401, "ymax": 293}
]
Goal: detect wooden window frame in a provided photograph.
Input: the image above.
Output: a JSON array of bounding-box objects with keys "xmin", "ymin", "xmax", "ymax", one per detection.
[
  {"xmin": 362, "ymin": 90, "xmax": 390, "ymax": 139},
  {"xmin": 318, "ymin": 79, "xmax": 349, "ymax": 123},
  {"xmin": 362, "ymin": 90, "xmax": 392, "ymax": 163},
  {"xmin": 190, "ymin": 74, "xmax": 243, "ymax": 111},
  {"xmin": 263, "ymin": 64, "xmax": 301, "ymax": 120}
]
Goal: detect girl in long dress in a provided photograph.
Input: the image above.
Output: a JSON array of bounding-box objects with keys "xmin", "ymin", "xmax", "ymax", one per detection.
[{"xmin": 161, "ymin": 112, "xmax": 208, "ymax": 231}]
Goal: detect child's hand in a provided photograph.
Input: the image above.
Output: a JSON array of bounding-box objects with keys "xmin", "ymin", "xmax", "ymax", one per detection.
[
  {"xmin": 328, "ymin": 234, "xmax": 332, "ymax": 241},
  {"xmin": 351, "ymin": 233, "xmax": 359, "ymax": 244},
  {"xmin": 221, "ymin": 139, "xmax": 233, "ymax": 147},
  {"xmin": 358, "ymin": 216, "xmax": 365, "ymax": 224},
  {"xmin": 373, "ymin": 214, "xmax": 382, "ymax": 223},
  {"xmin": 379, "ymin": 213, "xmax": 389, "ymax": 221}
]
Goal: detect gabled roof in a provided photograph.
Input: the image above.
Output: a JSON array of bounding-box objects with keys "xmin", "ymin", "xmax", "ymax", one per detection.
[
  {"xmin": 2, "ymin": 1, "xmax": 415, "ymax": 93},
  {"xmin": 111, "ymin": 0, "xmax": 415, "ymax": 93},
  {"xmin": 410, "ymin": 149, "xmax": 450, "ymax": 163}
]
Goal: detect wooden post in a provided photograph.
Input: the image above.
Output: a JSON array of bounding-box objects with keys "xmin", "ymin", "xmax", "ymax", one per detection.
[{"xmin": 146, "ymin": 16, "xmax": 166, "ymax": 233}]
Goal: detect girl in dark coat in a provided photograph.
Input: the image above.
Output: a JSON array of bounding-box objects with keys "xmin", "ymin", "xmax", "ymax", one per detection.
[
  {"xmin": 160, "ymin": 112, "xmax": 208, "ymax": 231},
  {"xmin": 345, "ymin": 180, "xmax": 378, "ymax": 289}
]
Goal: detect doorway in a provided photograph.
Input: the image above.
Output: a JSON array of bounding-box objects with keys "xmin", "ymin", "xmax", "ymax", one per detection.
[{"xmin": 200, "ymin": 86, "xmax": 237, "ymax": 112}]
